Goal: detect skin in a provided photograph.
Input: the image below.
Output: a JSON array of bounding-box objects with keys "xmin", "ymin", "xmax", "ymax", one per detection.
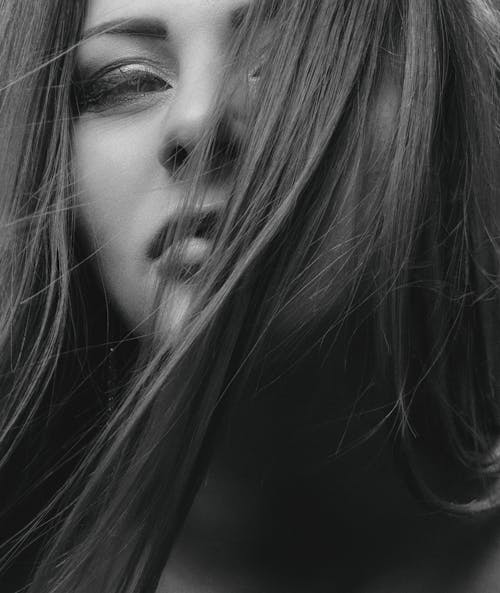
[
  {"xmin": 75, "ymin": 0, "xmax": 255, "ymax": 338},
  {"xmin": 74, "ymin": 1, "xmax": 500, "ymax": 592}
]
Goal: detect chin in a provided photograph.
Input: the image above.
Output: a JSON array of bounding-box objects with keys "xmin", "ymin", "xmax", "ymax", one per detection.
[
  {"xmin": 154, "ymin": 283, "xmax": 195, "ymax": 342},
  {"xmin": 116, "ymin": 281, "xmax": 195, "ymax": 343}
]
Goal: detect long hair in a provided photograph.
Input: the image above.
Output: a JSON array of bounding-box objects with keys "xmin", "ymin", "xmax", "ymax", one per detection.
[
  {"xmin": 0, "ymin": 0, "xmax": 499, "ymax": 591},
  {"xmin": 0, "ymin": 0, "xmax": 89, "ymax": 581}
]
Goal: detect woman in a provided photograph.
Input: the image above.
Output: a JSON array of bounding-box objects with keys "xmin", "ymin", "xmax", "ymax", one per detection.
[{"xmin": 1, "ymin": 0, "xmax": 499, "ymax": 591}]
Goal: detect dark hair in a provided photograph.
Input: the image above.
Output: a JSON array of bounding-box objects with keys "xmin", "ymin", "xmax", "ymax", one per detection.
[
  {"xmin": 0, "ymin": 0, "xmax": 86, "ymax": 580},
  {"xmin": 0, "ymin": 0, "xmax": 499, "ymax": 591}
]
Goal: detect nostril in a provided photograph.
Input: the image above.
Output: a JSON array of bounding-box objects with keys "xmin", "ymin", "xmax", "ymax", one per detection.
[
  {"xmin": 164, "ymin": 142, "xmax": 190, "ymax": 176},
  {"xmin": 159, "ymin": 118, "xmax": 241, "ymax": 182}
]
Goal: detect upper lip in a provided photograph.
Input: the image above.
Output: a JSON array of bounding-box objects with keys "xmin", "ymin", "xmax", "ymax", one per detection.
[{"xmin": 147, "ymin": 205, "xmax": 222, "ymax": 261}]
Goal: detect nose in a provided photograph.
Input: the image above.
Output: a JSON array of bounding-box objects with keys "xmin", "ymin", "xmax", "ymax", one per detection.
[{"xmin": 158, "ymin": 52, "xmax": 245, "ymax": 184}]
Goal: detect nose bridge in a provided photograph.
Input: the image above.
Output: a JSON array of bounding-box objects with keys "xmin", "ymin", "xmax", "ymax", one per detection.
[{"xmin": 164, "ymin": 41, "xmax": 225, "ymax": 150}]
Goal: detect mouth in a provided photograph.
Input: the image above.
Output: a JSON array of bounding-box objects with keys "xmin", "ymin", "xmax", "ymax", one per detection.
[{"xmin": 147, "ymin": 208, "xmax": 221, "ymax": 279}]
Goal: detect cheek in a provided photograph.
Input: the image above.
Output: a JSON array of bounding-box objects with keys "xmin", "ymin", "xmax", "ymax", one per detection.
[
  {"xmin": 272, "ymin": 80, "xmax": 401, "ymax": 334},
  {"xmin": 370, "ymin": 79, "xmax": 400, "ymax": 146},
  {"xmin": 74, "ymin": 118, "xmax": 158, "ymax": 250},
  {"xmin": 72, "ymin": 117, "xmax": 162, "ymax": 327}
]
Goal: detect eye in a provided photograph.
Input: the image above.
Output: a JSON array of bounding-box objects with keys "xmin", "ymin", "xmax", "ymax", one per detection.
[
  {"xmin": 248, "ymin": 43, "xmax": 271, "ymax": 84},
  {"xmin": 75, "ymin": 63, "xmax": 174, "ymax": 113}
]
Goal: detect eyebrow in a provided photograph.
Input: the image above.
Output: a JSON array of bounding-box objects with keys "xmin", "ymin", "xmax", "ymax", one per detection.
[
  {"xmin": 81, "ymin": 17, "xmax": 168, "ymax": 41},
  {"xmin": 82, "ymin": 6, "xmax": 277, "ymax": 42}
]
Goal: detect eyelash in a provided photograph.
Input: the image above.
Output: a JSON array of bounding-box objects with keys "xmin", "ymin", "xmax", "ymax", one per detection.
[{"xmin": 75, "ymin": 63, "xmax": 174, "ymax": 113}]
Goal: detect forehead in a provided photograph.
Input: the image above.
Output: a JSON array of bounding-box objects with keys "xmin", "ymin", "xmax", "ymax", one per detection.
[{"xmin": 84, "ymin": 0, "xmax": 255, "ymax": 34}]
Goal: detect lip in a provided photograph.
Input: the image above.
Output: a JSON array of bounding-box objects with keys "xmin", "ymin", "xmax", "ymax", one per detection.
[
  {"xmin": 147, "ymin": 206, "xmax": 221, "ymax": 261},
  {"xmin": 152, "ymin": 237, "xmax": 212, "ymax": 280}
]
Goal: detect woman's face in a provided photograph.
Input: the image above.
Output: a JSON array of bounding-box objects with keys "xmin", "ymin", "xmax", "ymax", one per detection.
[
  {"xmin": 74, "ymin": 0, "xmax": 400, "ymax": 338},
  {"xmin": 74, "ymin": 0, "xmax": 257, "ymax": 336}
]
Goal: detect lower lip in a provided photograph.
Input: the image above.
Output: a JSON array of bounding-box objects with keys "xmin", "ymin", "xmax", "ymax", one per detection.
[{"xmin": 153, "ymin": 237, "xmax": 211, "ymax": 279}]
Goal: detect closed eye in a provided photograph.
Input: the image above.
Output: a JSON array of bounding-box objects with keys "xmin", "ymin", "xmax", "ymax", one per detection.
[{"xmin": 75, "ymin": 62, "xmax": 174, "ymax": 113}]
